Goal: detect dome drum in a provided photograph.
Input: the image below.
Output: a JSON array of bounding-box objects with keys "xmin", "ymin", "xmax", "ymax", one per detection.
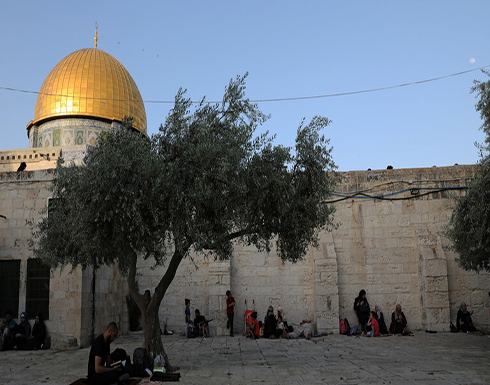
[{"xmin": 29, "ymin": 118, "xmax": 126, "ymax": 148}]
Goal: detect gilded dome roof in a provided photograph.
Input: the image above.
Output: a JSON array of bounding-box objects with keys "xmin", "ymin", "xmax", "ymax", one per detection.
[{"xmin": 28, "ymin": 48, "xmax": 146, "ymax": 133}]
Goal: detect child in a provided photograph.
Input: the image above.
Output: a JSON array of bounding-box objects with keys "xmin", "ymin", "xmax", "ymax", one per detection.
[
  {"xmin": 226, "ymin": 290, "xmax": 235, "ymax": 337},
  {"xmin": 246, "ymin": 311, "xmax": 259, "ymax": 340},
  {"xmin": 367, "ymin": 311, "xmax": 379, "ymax": 337},
  {"xmin": 185, "ymin": 299, "xmax": 193, "ymax": 337}
]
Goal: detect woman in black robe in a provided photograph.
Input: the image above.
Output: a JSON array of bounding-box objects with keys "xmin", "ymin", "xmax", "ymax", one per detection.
[{"xmin": 353, "ymin": 289, "xmax": 370, "ymax": 334}]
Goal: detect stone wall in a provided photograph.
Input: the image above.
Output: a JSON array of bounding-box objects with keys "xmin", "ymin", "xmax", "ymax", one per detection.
[
  {"xmin": 2, "ymin": 165, "xmax": 490, "ymax": 348},
  {"xmin": 0, "ymin": 169, "xmax": 127, "ymax": 348},
  {"xmin": 146, "ymin": 165, "xmax": 490, "ymax": 335}
]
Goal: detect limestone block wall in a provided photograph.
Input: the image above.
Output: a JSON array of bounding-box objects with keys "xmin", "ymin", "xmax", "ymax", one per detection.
[
  {"xmin": 332, "ymin": 166, "xmax": 487, "ymax": 332},
  {"xmin": 3, "ymin": 164, "xmax": 490, "ymax": 349},
  {"xmin": 49, "ymin": 266, "xmax": 84, "ymax": 349},
  {"xmin": 151, "ymin": 165, "xmax": 490, "ymax": 335},
  {"xmin": 82, "ymin": 265, "xmax": 127, "ymax": 347}
]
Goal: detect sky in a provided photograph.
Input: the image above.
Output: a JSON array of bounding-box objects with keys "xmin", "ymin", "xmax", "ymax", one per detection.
[{"xmin": 1, "ymin": 1, "xmax": 489, "ymax": 172}]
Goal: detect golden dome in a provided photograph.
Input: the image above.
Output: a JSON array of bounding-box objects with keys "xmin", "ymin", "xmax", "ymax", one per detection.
[{"xmin": 28, "ymin": 48, "xmax": 146, "ymax": 133}]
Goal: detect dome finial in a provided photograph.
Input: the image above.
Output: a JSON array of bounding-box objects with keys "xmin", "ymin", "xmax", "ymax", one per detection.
[{"xmin": 94, "ymin": 22, "xmax": 98, "ymax": 48}]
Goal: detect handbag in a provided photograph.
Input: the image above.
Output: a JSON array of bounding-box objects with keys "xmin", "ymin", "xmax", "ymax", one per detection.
[{"xmin": 389, "ymin": 322, "xmax": 396, "ymax": 334}]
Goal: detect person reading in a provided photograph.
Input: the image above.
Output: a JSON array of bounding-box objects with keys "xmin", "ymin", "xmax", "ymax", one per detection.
[{"xmin": 87, "ymin": 322, "xmax": 129, "ymax": 385}]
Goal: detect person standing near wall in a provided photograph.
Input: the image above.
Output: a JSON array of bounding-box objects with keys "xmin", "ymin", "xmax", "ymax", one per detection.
[
  {"xmin": 354, "ymin": 289, "xmax": 370, "ymax": 335},
  {"xmin": 226, "ymin": 290, "xmax": 235, "ymax": 337}
]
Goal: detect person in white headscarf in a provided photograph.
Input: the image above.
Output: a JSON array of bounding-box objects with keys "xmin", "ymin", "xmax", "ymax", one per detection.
[{"xmin": 374, "ymin": 305, "xmax": 388, "ymax": 334}]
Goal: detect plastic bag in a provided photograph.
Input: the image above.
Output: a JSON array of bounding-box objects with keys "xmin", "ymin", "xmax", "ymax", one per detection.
[{"xmin": 153, "ymin": 354, "xmax": 166, "ymax": 373}]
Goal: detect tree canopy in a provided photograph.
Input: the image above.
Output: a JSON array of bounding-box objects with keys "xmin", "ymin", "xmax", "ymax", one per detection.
[
  {"xmin": 31, "ymin": 73, "xmax": 337, "ymax": 364},
  {"xmin": 446, "ymin": 70, "xmax": 490, "ymax": 272}
]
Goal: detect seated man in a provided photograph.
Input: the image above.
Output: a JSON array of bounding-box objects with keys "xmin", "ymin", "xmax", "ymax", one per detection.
[
  {"xmin": 87, "ymin": 322, "xmax": 129, "ymax": 385},
  {"xmin": 193, "ymin": 309, "xmax": 209, "ymax": 337},
  {"xmin": 1, "ymin": 310, "xmax": 17, "ymax": 350},
  {"xmin": 283, "ymin": 319, "xmax": 314, "ymax": 340}
]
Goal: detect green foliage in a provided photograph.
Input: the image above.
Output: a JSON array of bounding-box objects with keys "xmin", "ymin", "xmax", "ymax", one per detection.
[
  {"xmin": 446, "ymin": 158, "xmax": 490, "ymax": 271},
  {"xmin": 471, "ymin": 69, "xmax": 490, "ymax": 152},
  {"xmin": 31, "ymin": 73, "xmax": 337, "ymax": 277},
  {"xmin": 446, "ymin": 71, "xmax": 490, "ymax": 271}
]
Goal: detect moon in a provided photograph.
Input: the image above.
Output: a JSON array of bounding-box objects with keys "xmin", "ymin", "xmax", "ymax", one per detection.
[{"xmin": 470, "ymin": 58, "xmax": 476, "ymax": 64}]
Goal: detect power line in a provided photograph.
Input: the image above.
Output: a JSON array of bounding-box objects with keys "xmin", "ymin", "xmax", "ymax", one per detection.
[{"xmin": 1, "ymin": 65, "xmax": 489, "ymax": 104}]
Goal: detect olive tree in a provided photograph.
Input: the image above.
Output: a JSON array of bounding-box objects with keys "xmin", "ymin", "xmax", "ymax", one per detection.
[
  {"xmin": 446, "ymin": 70, "xmax": 490, "ymax": 271},
  {"xmin": 31, "ymin": 74, "xmax": 337, "ymax": 370}
]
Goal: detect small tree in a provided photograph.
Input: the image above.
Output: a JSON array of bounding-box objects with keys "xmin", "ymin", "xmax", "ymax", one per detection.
[
  {"xmin": 31, "ymin": 74, "xmax": 337, "ymax": 370},
  {"xmin": 446, "ymin": 70, "xmax": 490, "ymax": 271}
]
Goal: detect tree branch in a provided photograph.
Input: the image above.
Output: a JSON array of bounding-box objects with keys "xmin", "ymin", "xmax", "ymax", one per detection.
[
  {"xmin": 149, "ymin": 238, "xmax": 190, "ymax": 313},
  {"xmin": 200, "ymin": 227, "xmax": 260, "ymax": 250}
]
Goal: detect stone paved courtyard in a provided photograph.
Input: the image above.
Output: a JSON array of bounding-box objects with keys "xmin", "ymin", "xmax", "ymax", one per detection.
[{"xmin": 1, "ymin": 331, "xmax": 489, "ymax": 384}]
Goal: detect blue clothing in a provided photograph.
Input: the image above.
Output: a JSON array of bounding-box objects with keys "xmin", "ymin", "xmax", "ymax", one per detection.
[
  {"xmin": 185, "ymin": 306, "xmax": 191, "ymax": 324},
  {"xmin": 1, "ymin": 319, "xmax": 17, "ymax": 332},
  {"xmin": 18, "ymin": 320, "xmax": 32, "ymax": 340}
]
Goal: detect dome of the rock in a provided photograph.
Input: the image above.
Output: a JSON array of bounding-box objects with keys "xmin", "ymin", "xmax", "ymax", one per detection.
[{"xmin": 27, "ymin": 48, "xmax": 146, "ymax": 134}]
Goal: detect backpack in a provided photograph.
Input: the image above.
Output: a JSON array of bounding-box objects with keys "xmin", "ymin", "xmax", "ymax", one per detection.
[
  {"xmin": 339, "ymin": 318, "xmax": 350, "ymax": 335},
  {"xmin": 111, "ymin": 348, "xmax": 128, "ymax": 363},
  {"xmin": 132, "ymin": 347, "xmax": 152, "ymax": 377},
  {"xmin": 349, "ymin": 325, "xmax": 358, "ymax": 336}
]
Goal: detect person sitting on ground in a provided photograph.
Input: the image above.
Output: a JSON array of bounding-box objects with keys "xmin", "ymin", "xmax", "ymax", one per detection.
[
  {"xmin": 246, "ymin": 311, "xmax": 260, "ymax": 340},
  {"xmin": 263, "ymin": 306, "xmax": 282, "ymax": 339},
  {"xmin": 354, "ymin": 289, "xmax": 370, "ymax": 335},
  {"xmin": 1, "ymin": 310, "xmax": 17, "ymax": 350},
  {"xmin": 193, "ymin": 309, "xmax": 209, "ymax": 337},
  {"xmin": 26, "ymin": 312, "xmax": 47, "ymax": 350},
  {"xmin": 13, "ymin": 312, "xmax": 31, "ymax": 349},
  {"xmin": 87, "ymin": 322, "xmax": 129, "ymax": 385},
  {"xmin": 457, "ymin": 302, "xmax": 477, "ymax": 332},
  {"xmin": 276, "ymin": 314, "xmax": 285, "ymax": 330},
  {"xmin": 283, "ymin": 319, "xmax": 314, "ymax": 340},
  {"xmin": 375, "ymin": 305, "xmax": 389, "ymax": 334},
  {"xmin": 276, "ymin": 307, "xmax": 288, "ymax": 329},
  {"xmin": 367, "ymin": 311, "xmax": 379, "ymax": 337},
  {"xmin": 391, "ymin": 304, "xmax": 412, "ymax": 335}
]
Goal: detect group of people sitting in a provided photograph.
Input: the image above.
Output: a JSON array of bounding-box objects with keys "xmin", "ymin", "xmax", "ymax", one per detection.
[
  {"xmin": 354, "ymin": 290, "xmax": 413, "ymax": 337},
  {"xmin": 354, "ymin": 289, "xmax": 480, "ymax": 336},
  {"xmin": 1, "ymin": 310, "xmax": 47, "ymax": 350},
  {"xmin": 245, "ymin": 306, "xmax": 314, "ymax": 340},
  {"xmin": 185, "ymin": 299, "xmax": 211, "ymax": 338}
]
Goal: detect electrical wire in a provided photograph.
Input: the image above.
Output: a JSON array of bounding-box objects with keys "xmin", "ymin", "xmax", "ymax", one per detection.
[
  {"xmin": 326, "ymin": 186, "xmax": 468, "ymax": 203},
  {"xmin": 1, "ymin": 65, "xmax": 489, "ymax": 104}
]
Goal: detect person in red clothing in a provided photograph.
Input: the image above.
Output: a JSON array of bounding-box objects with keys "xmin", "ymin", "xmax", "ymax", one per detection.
[
  {"xmin": 226, "ymin": 290, "xmax": 236, "ymax": 337},
  {"xmin": 246, "ymin": 311, "xmax": 259, "ymax": 339},
  {"xmin": 367, "ymin": 311, "xmax": 379, "ymax": 337}
]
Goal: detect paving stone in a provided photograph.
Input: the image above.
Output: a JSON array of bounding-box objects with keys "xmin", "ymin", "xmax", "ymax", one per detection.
[{"xmin": 0, "ymin": 331, "xmax": 489, "ymax": 384}]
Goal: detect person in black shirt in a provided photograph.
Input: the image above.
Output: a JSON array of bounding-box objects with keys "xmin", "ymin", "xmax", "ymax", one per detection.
[
  {"xmin": 88, "ymin": 322, "xmax": 128, "ymax": 385},
  {"xmin": 193, "ymin": 309, "xmax": 209, "ymax": 337}
]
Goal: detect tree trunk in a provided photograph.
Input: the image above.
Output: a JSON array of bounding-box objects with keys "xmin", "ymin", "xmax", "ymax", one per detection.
[
  {"xmin": 142, "ymin": 305, "xmax": 174, "ymax": 372},
  {"xmin": 127, "ymin": 246, "xmax": 188, "ymax": 373}
]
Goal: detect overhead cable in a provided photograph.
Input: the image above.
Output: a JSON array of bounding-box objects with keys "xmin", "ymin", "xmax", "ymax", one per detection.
[{"xmin": 1, "ymin": 65, "xmax": 489, "ymax": 104}]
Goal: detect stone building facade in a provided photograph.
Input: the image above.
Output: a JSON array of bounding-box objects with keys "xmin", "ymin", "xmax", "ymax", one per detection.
[
  {"xmin": 1, "ymin": 163, "xmax": 489, "ymax": 348},
  {"xmin": 139, "ymin": 165, "xmax": 490, "ymax": 336}
]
